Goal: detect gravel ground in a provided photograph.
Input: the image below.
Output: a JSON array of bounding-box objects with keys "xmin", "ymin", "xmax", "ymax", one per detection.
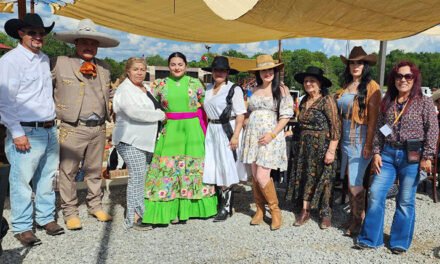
[{"xmin": 1, "ymin": 180, "xmax": 440, "ymax": 264}]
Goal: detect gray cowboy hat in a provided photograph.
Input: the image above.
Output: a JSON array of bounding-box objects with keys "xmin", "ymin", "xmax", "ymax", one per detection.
[
  {"xmin": 54, "ymin": 18, "xmax": 119, "ymax": 48},
  {"xmin": 5, "ymin": 13, "xmax": 55, "ymax": 39}
]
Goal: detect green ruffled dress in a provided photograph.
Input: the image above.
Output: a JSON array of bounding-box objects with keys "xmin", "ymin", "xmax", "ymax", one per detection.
[{"xmin": 143, "ymin": 75, "xmax": 217, "ymax": 224}]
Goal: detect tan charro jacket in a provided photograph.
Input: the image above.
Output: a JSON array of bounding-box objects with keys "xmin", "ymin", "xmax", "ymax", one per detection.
[
  {"xmin": 334, "ymin": 80, "xmax": 382, "ymax": 151},
  {"xmin": 52, "ymin": 55, "xmax": 112, "ymax": 122}
]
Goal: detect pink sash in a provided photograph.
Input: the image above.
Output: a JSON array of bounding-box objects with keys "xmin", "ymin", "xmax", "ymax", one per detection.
[{"xmin": 166, "ymin": 108, "xmax": 207, "ymax": 135}]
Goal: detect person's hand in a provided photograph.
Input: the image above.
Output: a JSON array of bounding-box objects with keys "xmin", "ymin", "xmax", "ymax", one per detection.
[
  {"xmin": 363, "ymin": 146, "xmax": 372, "ymax": 159},
  {"xmin": 14, "ymin": 135, "xmax": 31, "ymax": 151},
  {"xmin": 284, "ymin": 130, "xmax": 293, "ymax": 137},
  {"xmin": 372, "ymin": 154, "xmax": 382, "ymax": 175},
  {"xmin": 258, "ymin": 133, "xmax": 273, "ymax": 146},
  {"xmin": 324, "ymin": 150, "xmax": 335, "ymax": 165},
  {"xmin": 420, "ymin": 159, "xmax": 432, "ymax": 173},
  {"xmin": 229, "ymin": 137, "xmax": 239, "ymax": 150}
]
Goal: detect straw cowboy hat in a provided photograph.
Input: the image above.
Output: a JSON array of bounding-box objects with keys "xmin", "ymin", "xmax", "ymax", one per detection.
[
  {"xmin": 4, "ymin": 13, "xmax": 55, "ymax": 39},
  {"xmin": 202, "ymin": 56, "xmax": 239, "ymax": 75},
  {"xmin": 340, "ymin": 46, "xmax": 377, "ymax": 66},
  {"xmin": 248, "ymin": 54, "xmax": 283, "ymax": 72},
  {"xmin": 294, "ymin": 66, "xmax": 333, "ymax": 88},
  {"xmin": 54, "ymin": 19, "xmax": 119, "ymax": 48}
]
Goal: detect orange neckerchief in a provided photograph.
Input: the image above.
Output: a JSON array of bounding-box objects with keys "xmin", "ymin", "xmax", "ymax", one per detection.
[{"xmin": 79, "ymin": 61, "xmax": 97, "ymax": 77}]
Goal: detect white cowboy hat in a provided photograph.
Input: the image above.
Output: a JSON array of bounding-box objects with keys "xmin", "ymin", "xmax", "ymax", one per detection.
[{"xmin": 54, "ymin": 18, "xmax": 119, "ymax": 48}]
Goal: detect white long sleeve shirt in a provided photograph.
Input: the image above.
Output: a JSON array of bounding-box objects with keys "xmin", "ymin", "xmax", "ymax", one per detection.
[
  {"xmin": 112, "ymin": 78, "xmax": 165, "ymax": 152},
  {"xmin": 0, "ymin": 44, "xmax": 56, "ymax": 138}
]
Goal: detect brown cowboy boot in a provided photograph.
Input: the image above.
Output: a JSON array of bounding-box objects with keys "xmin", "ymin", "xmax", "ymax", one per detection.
[
  {"xmin": 260, "ymin": 179, "xmax": 282, "ymax": 230},
  {"xmin": 294, "ymin": 208, "xmax": 310, "ymax": 226},
  {"xmin": 344, "ymin": 190, "xmax": 365, "ymax": 237},
  {"xmin": 250, "ymin": 177, "xmax": 265, "ymax": 225},
  {"xmin": 342, "ymin": 192, "xmax": 353, "ymax": 230}
]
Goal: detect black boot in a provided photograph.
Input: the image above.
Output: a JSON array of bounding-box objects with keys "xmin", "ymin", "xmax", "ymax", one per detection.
[{"xmin": 213, "ymin": 188, "xmax": 233, "ymax": 222}]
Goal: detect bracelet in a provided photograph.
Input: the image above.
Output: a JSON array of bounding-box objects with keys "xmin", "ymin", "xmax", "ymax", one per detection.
[
  {"xmin": 270, "ymin": 132, "xmax": 277, "ymax": 139},
  {"xmin": 327, "ymin": 150, "xmax": 335, "ymax": 155}
]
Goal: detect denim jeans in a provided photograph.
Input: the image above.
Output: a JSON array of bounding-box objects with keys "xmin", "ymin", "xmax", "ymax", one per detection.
[
  {"xmin": 5, "ymin": 126, "xmax": 59, "ymax": 234},
  {"xmin": 357, "ymin": 144, "xmax": 419, "ymax": 251}
]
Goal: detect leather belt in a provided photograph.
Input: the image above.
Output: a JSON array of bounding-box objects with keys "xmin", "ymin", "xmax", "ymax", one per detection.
[
  {"xmin": 389, "ymin": 141, "xmax": 405, "ymax": 149},
  {"xmin": 209, "ymin": 117, "xmax": 236, "ymax": 124},
  {"xmin": 64, "ymin": 119, "xmax": 105, "ymax": 127},
  {"xmin": 20, "ymin": 120, "xmax": 55, "ymax": 128}
]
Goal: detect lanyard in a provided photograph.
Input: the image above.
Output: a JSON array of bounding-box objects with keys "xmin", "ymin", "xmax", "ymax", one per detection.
[{"xmin": 393, "ymin": 99, "xmax": 409, "ymax": 126}]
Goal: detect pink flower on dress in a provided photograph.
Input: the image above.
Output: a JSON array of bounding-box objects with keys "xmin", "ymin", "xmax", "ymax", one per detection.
[
  {"xmin": 178, "ymin": 161, "xmax": 185, "ymax": 169},
  {"xmin": 166, "ymin": 160, "xmax": 174, "ymax": 168},
  {"xmin": 171, "ymin": 192, "xmax": 176, "ymax": 199},
  {"xmin": 197, "ymin": 88, "xmax": 203, "ymax": 95},
  {"xmin": 202, "ymin": 187, "xmax": 209, "ymax": 195},
  {"xmin": 159, "ymin": 81, "xmax": 165, "ymax": 86},
  {"xmin": 187, "ymin": 191, "xmax": 193, "ymax": 198},
  {"xmin": 183, "ymin": 176, "xmax": 190, "ymax": 183},
  {"xmin": 181, "ymin": 189, "xmax": 188, "ymax": 197},
  {"xmin": 158, "ymin": 190, "xmax": 167, "ymax": 198},
  {"xmin": 188, "ymin": 89, "xmax": 193, "ymax": 96}
]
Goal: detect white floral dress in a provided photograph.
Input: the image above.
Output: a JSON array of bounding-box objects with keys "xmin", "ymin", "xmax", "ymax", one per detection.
[{"xmin": 241, "ymin": 94, "xmax": 294, "ymax": 171}]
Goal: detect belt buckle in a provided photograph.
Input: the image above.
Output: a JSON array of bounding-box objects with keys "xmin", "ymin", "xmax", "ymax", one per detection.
[{"xmin": 42, "ymin": 121, "xmax": 53, "ymax": 128}]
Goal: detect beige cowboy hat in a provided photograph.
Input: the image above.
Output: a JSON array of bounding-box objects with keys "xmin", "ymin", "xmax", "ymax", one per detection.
[
  {"xmin": 248, "ymin": 54, "xmax": 283, "ymax": 72},
  {"xmin": 340, "ymin": 46, "xmax": 377, "ymax": 66},
  {"xmin": 54, "ymin": 18, "xmax": 119, "ymax": 48}
]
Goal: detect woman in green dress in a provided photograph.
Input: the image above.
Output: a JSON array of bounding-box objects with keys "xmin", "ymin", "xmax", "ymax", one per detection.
[{"xmin": 143, "ymin": 52, "xmax": 217, "ymax": 225}]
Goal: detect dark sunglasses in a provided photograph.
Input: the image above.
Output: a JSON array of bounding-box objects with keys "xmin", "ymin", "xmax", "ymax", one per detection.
[
  {"xmin": 395, "ymin": 73, "xmax": 414, "ymax": 81},
  {"xmin": 21, "ymin": 30, "xmax": 46, "ymax": 37},
  {"xmin": 349, "ymin": 61, "xmax": 364, "ymax": 65}
]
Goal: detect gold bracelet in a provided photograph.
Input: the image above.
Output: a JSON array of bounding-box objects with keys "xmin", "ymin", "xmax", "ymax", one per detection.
[{"xmin": 270, "ymin": 132, "xmax": 276, "ymax": 139}]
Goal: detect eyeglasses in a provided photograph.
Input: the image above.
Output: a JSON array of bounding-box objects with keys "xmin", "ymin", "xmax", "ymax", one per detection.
[
  {"xmin": 21, "ymin": 30, "xmax": 46, "ymax": 37},
  {"xmin": 395, "ymin": 73, "xmax": 414, "ymax": 81},
  {"xmin": 349, "ymin": 61, "xmax": 364, "ymax": 65}
]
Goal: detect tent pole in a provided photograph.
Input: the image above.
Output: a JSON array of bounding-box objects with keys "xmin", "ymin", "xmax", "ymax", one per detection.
[
  {"xmin": 31, "ymin": 0, "xmax": 35, "ymax": 14},
  {"xmin": 278, "ymin": 39, "xmax": 284, "ymax": 81},
  {"xmin": 18, "ymin": 0, "xmax": 26, "ymax": 19},
  {"xmin": 378, "ymin": 41, "xmax": 387, "ymax": 88}
]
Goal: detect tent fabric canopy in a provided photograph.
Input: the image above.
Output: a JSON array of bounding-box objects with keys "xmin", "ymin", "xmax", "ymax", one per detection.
[
  {"xmin": 52, "ymin": 0, "xmax": 440, "ymax": 43},
  {"xmin": 0, "ymin": 2, "xmax": 14, "ymax": 13}
]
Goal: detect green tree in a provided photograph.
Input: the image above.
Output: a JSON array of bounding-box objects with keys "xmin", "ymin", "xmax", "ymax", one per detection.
[
  {"xmin": 222, "ymin": 49, "xmax": 248, "ymax": 59},
  {"xmin": 146, "ymin": 54, "xmax": 167, "ymax": 66},
  {"xmin": 42, "ymin": 33, "xmax": 75, "ymax": 58},
  {"xmin": 103, "ymin": 57, "xmax": 125, "ymax": 81}
]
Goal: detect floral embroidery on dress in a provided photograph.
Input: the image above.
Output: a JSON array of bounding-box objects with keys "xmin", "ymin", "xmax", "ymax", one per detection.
[{"xmin": 151, "ymin": 77, "xmax": 205, "ymax": 111}]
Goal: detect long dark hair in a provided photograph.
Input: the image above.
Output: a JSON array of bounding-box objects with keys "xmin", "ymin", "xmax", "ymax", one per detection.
[
  {"xmin": 381, "ymin": 60, "xmax": 422, "ymax": 113},
  {"xmin": 343, "ymin": 61, "xmax": 372, "ymax": 118},
  {"xmin": 167, "ymin": 52, "xmax": 187, "ymax": 65},
  {"xmin": 255, "ymin": 67, "xmax": 281, "ymax": 117}
]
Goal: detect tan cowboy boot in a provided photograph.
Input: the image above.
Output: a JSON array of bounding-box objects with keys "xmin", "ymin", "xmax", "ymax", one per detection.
[
  {"xmin": 293, "ymin": 208, "xmax": 310, "ymax": 226},
  {"xmin": 344, "ymin": 190, "xmax": 365, "ymax": 237},
  {"xmin": 250, "ymin": 177, "xmax": 266, "ymax": 225},
  {"xmin": 260, "ymin": 179, "xmax": 282, "ymax": 230}
]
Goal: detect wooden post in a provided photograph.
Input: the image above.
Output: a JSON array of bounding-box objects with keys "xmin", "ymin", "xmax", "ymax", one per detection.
[
  {"xmin": 31, "ymin": 0, "xmax": 35, "ymax": 14},
  {"xmin": 278, "ymin": 39, "xmax": 284, "ymax": 82},
  {"xmin": 17, "ymin": 0, "xmax": 26, "ymax": 19},
  {"xmin": 378, "ymin": 41, "xmax": 387, "ymax": 88}
]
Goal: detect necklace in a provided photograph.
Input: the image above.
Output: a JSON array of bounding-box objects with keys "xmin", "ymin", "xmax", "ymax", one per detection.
[
  {"xmin": 306, "ymin": 95, "xmax": 321, "ymax": 109},
  {"xmin": 347, "ymin": 80, "xmax": 360, "ymax": 93}
]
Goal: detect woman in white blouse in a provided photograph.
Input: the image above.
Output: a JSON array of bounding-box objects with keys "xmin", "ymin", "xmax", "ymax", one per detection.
[
  {"xmin": 112, "ymin": 57, "xmax": 165, "ymax": 230},
  {"xmin": 202, "ymin": 56, "xmax": 247, "ymax": 221}
]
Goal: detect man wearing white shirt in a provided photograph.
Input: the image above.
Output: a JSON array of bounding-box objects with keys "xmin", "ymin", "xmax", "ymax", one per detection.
[{"xmin": 0, "ymin": 13, "xmax": 64, "ymax": 247}]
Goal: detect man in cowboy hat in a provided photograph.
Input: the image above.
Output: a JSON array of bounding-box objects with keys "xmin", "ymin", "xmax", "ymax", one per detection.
[
  {"xmin": 0, "ymin": 13, "xmax": 64, "ymax": 247},
  {"xmin": 52, "ymin": 18, "xmax": 119, "ymax": 230}
]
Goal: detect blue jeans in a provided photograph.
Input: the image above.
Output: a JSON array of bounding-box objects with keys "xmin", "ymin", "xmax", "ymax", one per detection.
[
  {"xmin": 5, "ymin": 126, "xmax": 59, "ymax": 234},
  {"xmin": 357, "ymin": 144, "xmax": 419, "ymax": 251}
]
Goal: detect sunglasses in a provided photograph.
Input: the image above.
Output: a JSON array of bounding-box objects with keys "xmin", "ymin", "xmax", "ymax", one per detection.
[
  {"xmin": 21, "ymin": 30, "xmax": 47, "ymax": 37},
  {"xmin": 395, "ymin": 73, "xmax": 414, "ymax": 81},
  {"xmin": 349, "ymin": 61, "xmax": 364, "ymax": 65}
]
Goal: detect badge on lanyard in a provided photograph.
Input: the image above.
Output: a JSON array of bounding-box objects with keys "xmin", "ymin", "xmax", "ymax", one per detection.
[{"xmin": 380, "ymin": 99, "xmax": 409, "ymax": 137}]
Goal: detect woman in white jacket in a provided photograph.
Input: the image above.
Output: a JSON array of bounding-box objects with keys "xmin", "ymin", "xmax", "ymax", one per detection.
[{"xmin": 112, "ymin": 57, "xmax": 165, "ymax": 230}]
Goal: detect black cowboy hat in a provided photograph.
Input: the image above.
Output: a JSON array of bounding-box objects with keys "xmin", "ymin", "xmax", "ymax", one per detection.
[
  {"xmin": 202, "ymin": 56, "xmax": 239, "ymax": 75},
  {"xmin": 294, "ymin": 66, "xmax": 332, "ymax": 88},
  {"xmin": 4, "ymin": 13, "xmax": 55, "ymax": 39}
]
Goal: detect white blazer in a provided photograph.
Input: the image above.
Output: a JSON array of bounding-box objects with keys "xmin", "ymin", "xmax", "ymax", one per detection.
[{"xmin": 112, "ymin": 78, "xmax": 165, "ymax": 152}]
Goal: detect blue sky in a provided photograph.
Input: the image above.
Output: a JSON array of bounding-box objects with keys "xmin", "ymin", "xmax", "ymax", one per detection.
[{"xmin": 1, "ymin": 4, "xmax": 440, "ymax": 62}]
